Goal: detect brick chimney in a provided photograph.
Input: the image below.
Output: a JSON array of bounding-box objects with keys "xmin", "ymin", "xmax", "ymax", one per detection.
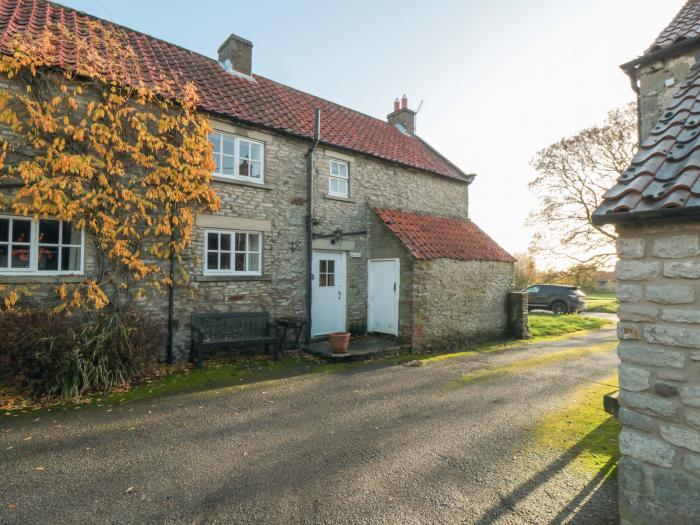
[
  {"xmin": 218, "ymin": 34, "xmax": 253, "ymax": 76},
  {"xmin": 387, "ymin": 94, "xmax": 416, "ymax": 134}
]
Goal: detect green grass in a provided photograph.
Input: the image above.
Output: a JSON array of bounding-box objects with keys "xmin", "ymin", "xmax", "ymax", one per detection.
[
  {"xmin": 584, "ymin": 292, "xmax": 618, "ymax": 314},
  {"xmin": 528, "ymin": 313, "xmax": 611, "ymax": 337},
  {"xmin": 531, "ymin": 373, "xmax": 620, "ymax": 476}
]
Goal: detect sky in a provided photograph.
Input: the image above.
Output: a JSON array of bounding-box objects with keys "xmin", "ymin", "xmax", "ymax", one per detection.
[{"xmin": 57, "ymin": 0, "xmax": 686, "ymax": 261}]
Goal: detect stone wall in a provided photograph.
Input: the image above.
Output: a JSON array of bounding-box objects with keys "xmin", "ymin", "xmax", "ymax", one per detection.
[
  {"xmin": 615, "ymin": 222, "xmax": 700, "ymax": 524},
  {"xmin": 0, "ymin": 79, "xmax": 474, "ymax": 360},
  {"xmin": 411, "ymin": 259, "xmax": 513, "ymax": 350},
  {"xmin": 638, "ymin": 53, "xmax": 696, "ymax": 140},
  {"xmin": 508, "ymin": 292, "xmax": 531, "ymax": 340}
]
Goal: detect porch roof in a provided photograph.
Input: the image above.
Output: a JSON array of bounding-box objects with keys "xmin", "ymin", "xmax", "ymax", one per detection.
[{"xmin": 373, "ymin": 208, "xmax": 514, "ymax": 263}]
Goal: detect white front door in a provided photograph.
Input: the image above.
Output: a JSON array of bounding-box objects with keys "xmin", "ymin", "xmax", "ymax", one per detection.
[
  {"xmin": 311, "ymin": 251, "xmax": 347, "ymax": 336},
  {"xmin": 367, "ymin": 259, "xmax": 399, "ymax": 336}
]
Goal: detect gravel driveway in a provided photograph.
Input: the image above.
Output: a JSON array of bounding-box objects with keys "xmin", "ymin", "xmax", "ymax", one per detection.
[{"xmin": 1, "ymin": 326, "xmax": 619, "ymax": 524}]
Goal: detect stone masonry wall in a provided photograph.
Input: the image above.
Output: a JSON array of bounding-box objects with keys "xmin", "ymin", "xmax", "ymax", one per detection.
[
  {"xmin": 638, "ymin": 53, "xmax": 696, "ymax": 141},
  {"xmin": 615, "ymin": 222, "xmax": 700, "ymax": 524},
  {"xmin": 411, "ymin": 259, "xmax": 513, "ymax": 351}
]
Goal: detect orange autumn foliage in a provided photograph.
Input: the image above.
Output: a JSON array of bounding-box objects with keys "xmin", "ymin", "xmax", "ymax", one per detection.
[{"xmin": 0, "ymin": 21, "xmax": 220, "ymax": 310}]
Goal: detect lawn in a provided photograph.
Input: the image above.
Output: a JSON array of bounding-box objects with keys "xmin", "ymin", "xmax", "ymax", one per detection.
[
  {"xmin": 584, "ymin": 291, "xmax": 618, "ymax": 314},
  {"xmin": 528, "ymin": 312, "xmax": 612, "ymax": 337}
]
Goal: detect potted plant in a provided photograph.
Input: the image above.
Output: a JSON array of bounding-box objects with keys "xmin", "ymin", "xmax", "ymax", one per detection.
[{"xmin": 328, "ymin": 331, "xmax": 351, "ymax": 354}]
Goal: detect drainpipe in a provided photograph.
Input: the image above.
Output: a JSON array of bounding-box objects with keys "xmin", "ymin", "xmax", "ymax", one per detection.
[
  {"xmin": 305, "ymin": 109, "xmax": 321, "ymax": 343},
  {"xmin": 166, "ymin": 206, "xmax": 176, "ymax": 364},
  {"xmin": 620, "ymin": 63, "xmax": 642, "ymax": 144}
]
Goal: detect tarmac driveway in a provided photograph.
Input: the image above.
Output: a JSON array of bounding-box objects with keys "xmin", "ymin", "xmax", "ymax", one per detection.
[{"xmin": 1, "ymin": 325, "xmax": 619, "ymax": 524}]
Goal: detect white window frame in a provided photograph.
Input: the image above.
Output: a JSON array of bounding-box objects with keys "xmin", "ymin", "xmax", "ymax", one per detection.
[
  {"xmin": 0, "ymin": 215, "xmax": 85, "ymax": 276},
  {"xmin": 328, "ymin": 159, "xmax": 349, "ymax": 198},
  {"xmin": 210, "ymin": 131, "xmax": 265, "ymax": 184},
  {"xmin": 203, "ymin": 229, "xmax": 262, "ymax": 276}
]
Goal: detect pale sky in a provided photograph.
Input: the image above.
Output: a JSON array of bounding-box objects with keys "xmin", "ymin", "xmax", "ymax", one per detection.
[{"xmin": 58, "ymin": 0, "xmax": 686, "ymax": 258}]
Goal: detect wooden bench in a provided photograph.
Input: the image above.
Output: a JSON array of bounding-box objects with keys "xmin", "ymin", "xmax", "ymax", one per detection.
[{"xmin": 190, "ymin": 312, "xmax": 278, "ymax": 368}]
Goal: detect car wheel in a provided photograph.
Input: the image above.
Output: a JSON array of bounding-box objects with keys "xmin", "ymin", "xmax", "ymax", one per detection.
[{"xmin": 551, "ymin": 301, "xmax": 568, "ymax": 315}]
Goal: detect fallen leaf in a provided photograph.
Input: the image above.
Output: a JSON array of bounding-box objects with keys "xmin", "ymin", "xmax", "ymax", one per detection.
[
  {"xmin": 126, "ymin": 486, "xmax": 135, "ymax": 494},
  {"xmin": 23, "ymin": 436, "xmax": 32, "ymax": 441},
  {"xmin": 34, "ymin": 466, "xmax": 45, "ymax": 471},
  {"xmin": 7, "ymin": 503, "xmax": 16, "ymax": 510}
]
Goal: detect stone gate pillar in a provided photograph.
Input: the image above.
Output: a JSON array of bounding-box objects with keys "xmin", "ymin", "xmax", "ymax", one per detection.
[{"xmin": 615, "ymin": 224, "xmax": 700, "ymax": 524}]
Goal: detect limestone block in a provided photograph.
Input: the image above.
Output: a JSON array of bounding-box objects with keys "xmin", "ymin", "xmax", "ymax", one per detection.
[
  {"xmin": 620, "ymin": 363, "xmax": 651, "ymax": 392},
  {"xmin": 619, "ymin": 407, "xmax": 657, "ymax": 432},
  {"xmin": 681, "ymin": 386, "xmax": 700, "ymax": 408},
  {"xmin": 683, "ymin": 453, "xmax": 700, "ymax": 477},
  {"xmin": 619, "ymin": 304, "xmax": 658, "ymax": 322},
  {"xmin": 662, "ymin": 309, "xmax": 700, "ymax": 324},
  {"xmin": 618, "ymin": 284, "xmax": 643, "ymax": 303},
  {"xmin": 619, "ymin": 323, "xmax": 642, "ymax": 340},
  {"xmin": 645, "ymin": 284, "xmax": 695, "ymax": 304},
  {"xmin": 652, "ymin": 235, "xmax": 700, "ymax": 258},
  {"xmin": 664, "ymin": 260, "xmax": 700, "ymax": 279},
  {"xmin": 685, "ymin": 409, "xmax": 700, "ymax": 428},
  {"xmin": 618, "ymin": 341, "xmax": 685, "ymax": 368},
  {"xmin": 621, "ymin": 390, "xmax": 678, "ymax": 417},
  {"xmin": 645, "ymin": 324, "xmax": 700, "ymax": 348},
  {"xmin": 618, "ymin": 238, "xmax": 645, "ymax": 259},
  {"xmin": 660, "ymin": 424, "xmax": 700, "ymax": 453},
  {"xmin": 616, "ymin": 260, "xmax": 660, "ymax": 281},
  {"xmin": 619, "ymin": 428, "xmax": 676, "ymax": 467}
]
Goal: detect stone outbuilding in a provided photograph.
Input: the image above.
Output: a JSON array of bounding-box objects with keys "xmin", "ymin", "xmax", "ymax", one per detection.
[
  {"xmin": 594, "ymin": 2, "xmax": 700, "ymax": 522},
  {"xmin": 369, "ymin": 208, "xmax": 516, "ymax": 350}
]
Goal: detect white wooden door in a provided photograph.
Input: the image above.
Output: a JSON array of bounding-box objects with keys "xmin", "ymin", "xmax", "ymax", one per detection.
[
  {"xmin": 367, "ymin": 259, "xmax": 399, "ymax": 336},
  {"xmin": 311, "ymin": 251, "xmax": 347, "ymax": 336}
]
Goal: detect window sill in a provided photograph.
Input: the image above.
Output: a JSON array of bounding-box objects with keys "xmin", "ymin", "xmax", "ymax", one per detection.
[
  {"xmin": 195, "ymin": 274, "xmax": 272, "ymax": 282},
  {"xmin": 324, "ymin": 194, "xmax": 356, "ymax": 203},
  {"xmin": 212, "ymin": 176, "xmax": 274, "ymax": 190},
  {"xmin": 0, "ymin": 274, "xmax": 84, "ymax": 284}
]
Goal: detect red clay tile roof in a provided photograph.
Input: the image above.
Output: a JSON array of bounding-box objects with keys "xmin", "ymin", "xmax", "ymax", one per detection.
[
  {"xmin": 593, "ymin": 61, "xmax": 700, "ymax": 224},
  {"xmin": 374, "ymin": 208, "xmax": 514, "ymax": 263},
  {"xmin": 0, "ymin": 0, "xmax": 466, "ymax": 181},
  {"xmin": 645, "ymin": 1, "xmax": 700, "ymax": 55}
]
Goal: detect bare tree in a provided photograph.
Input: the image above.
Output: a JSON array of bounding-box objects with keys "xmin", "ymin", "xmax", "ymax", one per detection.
[
  {"xmin": 528, "ymin": 103, "xmax": 637, "ymax": 266},
  {"xmin": 513, "ymin": 252, "xmax": 539, "ymax": 290}
]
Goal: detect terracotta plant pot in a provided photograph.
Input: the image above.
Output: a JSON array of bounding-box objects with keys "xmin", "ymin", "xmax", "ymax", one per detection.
[{"xmin": 329, "ymin": 331, "xmax": 351, "ymax": 354}]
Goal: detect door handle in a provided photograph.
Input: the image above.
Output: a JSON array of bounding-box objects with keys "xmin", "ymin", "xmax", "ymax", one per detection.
[{"xmin": 337, "ymin": 290, "xmax": 342, "ymax": 300}]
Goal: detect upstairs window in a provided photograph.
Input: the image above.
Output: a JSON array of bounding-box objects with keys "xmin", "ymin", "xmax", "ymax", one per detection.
[
  {"xmin": 329, "ymin": 159, "xmax": 349, "ymax": 198},
  {"xmin": 209, "ymin": 132, "xmax": 264, "ymax": 183},
  {"xmin": 0, "ymin": 216, "xmax": 83, "ymax": 275},
  {"xmin": 204, "ymin": 230, "xmax": 262, "ymax": 276}
]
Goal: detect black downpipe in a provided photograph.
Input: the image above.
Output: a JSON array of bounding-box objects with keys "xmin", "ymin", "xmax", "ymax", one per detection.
[
  {"xmin": 306, "ymin": 109, "xmax": 321, "ymax": 343},
  {"xmin": 166, "ymin": 209, "xmax": 176, "ymax": 364}
]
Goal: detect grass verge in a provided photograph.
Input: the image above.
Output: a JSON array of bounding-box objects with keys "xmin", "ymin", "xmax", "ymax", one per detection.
[
  {"xmin": 584, "ymin": 292, "xmax": 618, "ymax": 314},
  {"xmin": 531, "ymin": 373, "xmax": 620, "ymax": 477},
  {"xmin": 529, "ymin": 313, "xmax": 611, "ymax": 338}
]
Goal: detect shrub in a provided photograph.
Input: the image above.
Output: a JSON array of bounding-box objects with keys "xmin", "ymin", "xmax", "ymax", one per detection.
[{"xmin": 0, "ymin": 308, "xmax": 163, "ymax": 399}]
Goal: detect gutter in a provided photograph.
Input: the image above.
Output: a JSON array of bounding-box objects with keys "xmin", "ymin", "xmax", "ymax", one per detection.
[
  {"xmin": 305, "ymin": 109, "xmax": 321, "ymax": 343},
  {"xmin": 592, "ymin": 206, "xmax": 700, "ymax": 227}
]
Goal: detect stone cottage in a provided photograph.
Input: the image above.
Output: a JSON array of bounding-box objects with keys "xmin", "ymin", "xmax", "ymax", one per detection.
[
  {"xmin": 593, "ymin": 1, "xmax": 700, "ymax": 522},
  {"xmin": 0, "ymin": 0, "xmax": 514, "ymax": 361}
]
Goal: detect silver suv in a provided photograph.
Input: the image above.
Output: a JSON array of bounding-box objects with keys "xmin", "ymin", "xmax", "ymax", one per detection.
[{"xmin": 523, "ymin": 284, "xmax": 587, "ymax": 314}]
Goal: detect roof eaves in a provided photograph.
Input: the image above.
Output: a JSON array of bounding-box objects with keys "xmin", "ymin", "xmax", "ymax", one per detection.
[
  {"xmin": 621, "ymin": 34, "xmax": 700, "ymax": 72},
  {"xmin": 592, "ymin": 205, "xmax": 700, "ymax": 226}
]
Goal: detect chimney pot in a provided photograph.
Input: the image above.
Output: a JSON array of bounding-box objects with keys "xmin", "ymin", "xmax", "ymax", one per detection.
[
  {"xmin": 218, "ymin": 33, "xmax": 253, "ymax": 76},
  {"xmin": 401, "ymin": 94, "xmax": 408, "ymax": 109},
  {"xmin": 393, "ymin": 98, "xmax": 400, "ymax": 112}
]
